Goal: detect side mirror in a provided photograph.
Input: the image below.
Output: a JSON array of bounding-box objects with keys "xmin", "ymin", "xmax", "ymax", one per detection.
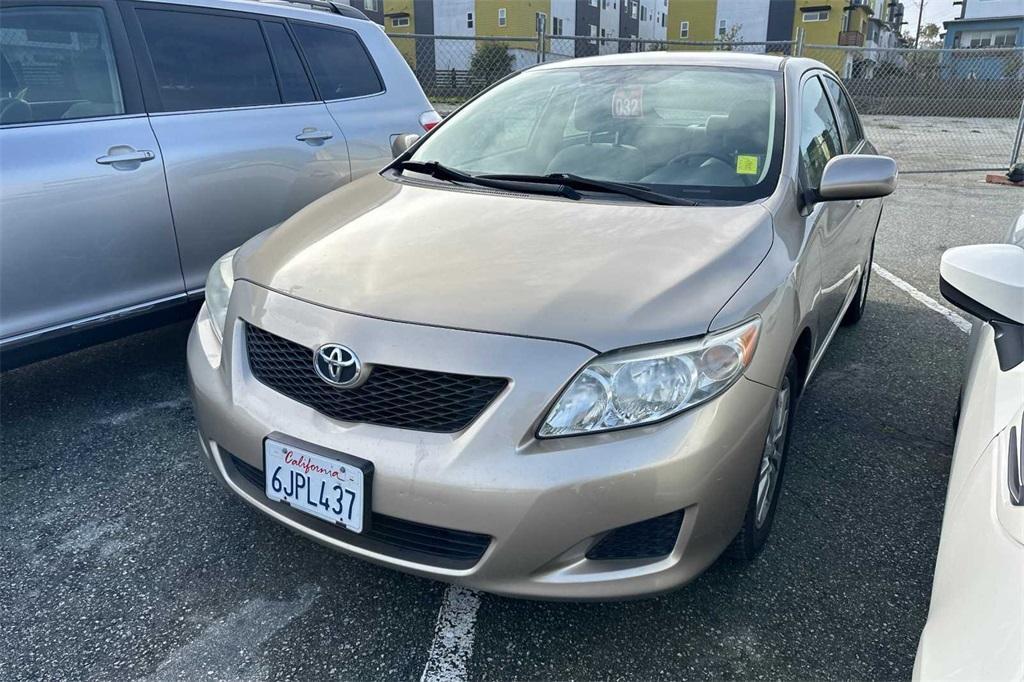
[
  {"xmin": 817, "ymin": 154, "xmax": 898, "ymax": 201},
  {"xmin": 940, "ymin": 244, "xmax": 1024, "ymax": 371},
  {"xmin": 391, "ymin": 133, "xmax": 421, "ymax": 159}
]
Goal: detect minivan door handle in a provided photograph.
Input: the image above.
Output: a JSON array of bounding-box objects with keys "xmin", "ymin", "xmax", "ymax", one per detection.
[
  {"xmin": 296, "ymin": 129, "xmax": 334, "ymax": 143},
  {"xmin": 96, "ymin": 148, "xmax": 155, "ymax": 166}
]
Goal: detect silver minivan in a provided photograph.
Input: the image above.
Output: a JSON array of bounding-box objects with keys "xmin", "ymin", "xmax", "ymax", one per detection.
[{"xmin": 0, "ymin": 0, "xmax": 436, "ymax": 367}]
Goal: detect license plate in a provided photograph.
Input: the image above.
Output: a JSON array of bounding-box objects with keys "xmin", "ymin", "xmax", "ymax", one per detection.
[{"xmin": 263, "ymin": 434, "xmax": 373, "ymax": 533}]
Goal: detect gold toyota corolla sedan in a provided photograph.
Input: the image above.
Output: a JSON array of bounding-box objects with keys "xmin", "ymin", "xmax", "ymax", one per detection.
[{"xmin": 188, "ymin": 52, "xmax": 897, "ymax": 599}]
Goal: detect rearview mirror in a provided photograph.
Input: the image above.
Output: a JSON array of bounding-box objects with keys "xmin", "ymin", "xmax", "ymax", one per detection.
[
  {"xmin": 817, "ymin": 154, "xmax": 898, "ymax": 202},
  {"xmin": 391, "ymin": 133, "xmax": 421, "ymax": 158},
  {"xmin": 940, "ymin": 244, "xmax": 1024, "ymax": 371}
]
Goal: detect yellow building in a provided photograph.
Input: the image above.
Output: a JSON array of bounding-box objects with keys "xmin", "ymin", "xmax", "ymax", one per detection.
[
  {"xmin": 474, "ymin": 0, "xmax": 551, "ymax": 37},
  {"xmin": 794, "ymin": 0, "xmax": 872, "ymax": 73},
  {"xmin": 666, "ymin": 0, "xmax": 719, "ymax": 48},
  {"xmin": 384, "ymin": 0, "xmax": 417, "ymax": 67}
]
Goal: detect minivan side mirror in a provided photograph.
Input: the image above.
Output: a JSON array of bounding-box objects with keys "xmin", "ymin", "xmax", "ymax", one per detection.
[
  {"xmin": 817, "ymin": 154, "xmax": 898, "ymax": 202},
  {"xmin": 940, "ymin": 244, "xmax": 1024, "ymax": 371},
  {"xmin": 391, "ymin": 133, "xmax": 421, "ymax": 158}
]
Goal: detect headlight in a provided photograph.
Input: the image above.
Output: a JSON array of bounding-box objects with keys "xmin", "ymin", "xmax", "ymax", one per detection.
[
  {"xmin": 204, "ymin": 249, "xmax": 237, "ymax": 341},
  {"xmin": 538, "ymin": 318, "xmax": 761, "ymax": 438}
]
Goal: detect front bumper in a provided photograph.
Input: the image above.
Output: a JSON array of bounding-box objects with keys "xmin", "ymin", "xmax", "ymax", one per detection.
[{"xmin": 188, "ymin": 281, "xmax": 777, "ymax": 599}]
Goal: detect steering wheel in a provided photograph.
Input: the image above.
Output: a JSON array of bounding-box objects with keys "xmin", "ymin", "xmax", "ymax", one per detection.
[{"xmin": 667, "ymin": 150, "xmax": 735, "ymax": 168}]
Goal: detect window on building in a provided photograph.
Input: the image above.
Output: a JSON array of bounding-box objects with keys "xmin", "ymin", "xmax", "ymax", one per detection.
[
  {"xmin": 498, "ymin": 7, "xmax": 506, "ymax": 26},
  {"xmin": 631, "ymin": 2, "xmax": 638, "ymax": 19},
  {"xmin": 802, "ymin": 10, "xmax": 830, "ymax": 22},
  {"xmin": 390, "ymin": 16, "xmax": 409, "ymax": 27},
  {"xmin": 679, "ymin": 20, "xmax": 689, "ymax": 38},
  {"xmin": 993, "ymin": 31, "xmax": 1017, "ymax": 46},
  {"xmin": 466, "ymin": 11, "xmax": 473, "ymax": 28},
  {"xmin": 590, "ymin": 24, "xmax": 598, "ymax": 44},
  {"xmin": 640, "ymin": 5, "xmax": 646, "ymax": 21},
  {"xmin": 363, "ymin": 0, "xmax": 380, "ymax": 12},
  {"xmin": 601, "ymin": 0, "xmax": 607, "ymax": 8},
  {"xmin": 590, "ymin": 0, "xmax": 598, "ymax": 6},
  {"xmin": 719, "ymin": 19, "xmax": 726, "ymax": 36}
]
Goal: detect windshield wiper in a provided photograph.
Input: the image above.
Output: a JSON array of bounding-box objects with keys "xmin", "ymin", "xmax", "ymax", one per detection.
[
  {"xmin": 393, "ymin": 160, "xmax": 581, "ymax": 199},
  {"xmin": 478, "ymin": 172, "xmax": 699, "ymax": 206}
]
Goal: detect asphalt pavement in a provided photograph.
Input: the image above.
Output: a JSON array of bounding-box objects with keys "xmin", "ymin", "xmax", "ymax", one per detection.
[{"xmin": 1, "ymin": 171, "xmax": 1020, "ymax": 681}]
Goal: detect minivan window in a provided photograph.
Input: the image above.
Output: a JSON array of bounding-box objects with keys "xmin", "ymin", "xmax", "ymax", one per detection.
[
  {"xmin": 822, "ymin": 77, "xmax": 863, "ymax": 152},
  {"xmin": 137, "ymin": 9, "xmax": 279, "ymax": 112},
  {"xmin": 291, "ymin": 24, "xmax": 383, "ymax": 99},
  {"xmin": 263, "ymin": 22, "xmax": 315, "ymax": 104},
  {"xmin": 409, "ymin": 65, "xmax": 785, "ymax": 203},
  {"xmin": 0, "ymin": 6, "xmax": 124, "ymax": 125},
  {"xmin": 799, "ymin": 76, "xmax": 842, "ymax": 189}
]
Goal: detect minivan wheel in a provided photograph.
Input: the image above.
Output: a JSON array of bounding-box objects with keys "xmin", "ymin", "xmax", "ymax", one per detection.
[
  {"xmin": 725, "ymin": 358, "xmax": 799, "ymax": 561},
  {"xmin": 841, "ymin": 239, "xmax": 874, "ymax": 326}
]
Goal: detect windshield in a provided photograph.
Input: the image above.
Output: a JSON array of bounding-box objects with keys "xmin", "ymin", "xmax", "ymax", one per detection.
[{"xmin": 409, "ymin": 65, "xmax": 784, "ymax": 203}]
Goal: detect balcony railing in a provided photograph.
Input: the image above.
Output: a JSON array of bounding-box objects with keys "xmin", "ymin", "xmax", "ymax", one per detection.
[{"xmin": 839, "ymin": 30, "xmax": 865, "ymax": 46}]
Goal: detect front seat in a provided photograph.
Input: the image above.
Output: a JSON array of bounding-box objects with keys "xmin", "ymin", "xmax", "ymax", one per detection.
[{"xmin": 545, "ymin": 96, "xmax": 646, "ymax": 182}]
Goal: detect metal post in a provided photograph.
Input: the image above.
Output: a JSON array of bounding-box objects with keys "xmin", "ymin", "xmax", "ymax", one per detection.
[
  {"xmin": 913, "ymin": 0, "xmax": 925, "ymax": 48},
  {"xmin": 795, "ymin": 27, "xmax": 805, "ymax": 57},
  {"xmin": 1010, "ymin": 97, "xmax": 1024, "ymax": 172},
  {"xmin": 536, "ymin": 21, "xmax": 543, "ymax": 63}
]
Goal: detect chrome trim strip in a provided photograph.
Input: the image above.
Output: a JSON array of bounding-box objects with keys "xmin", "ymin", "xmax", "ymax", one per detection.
[{"xmin": 0, "ymin": 293, "xmax": 188, "ymax": 348}]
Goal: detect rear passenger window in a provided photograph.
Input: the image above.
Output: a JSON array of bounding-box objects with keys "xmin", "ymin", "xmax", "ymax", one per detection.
[
  {"xmin": 291, "ymin": 24, "xmax": 383, "ymax": 100},
  {"xmin": 263, "ymin": 22, "xmax": 315, "ymax": 104},
  {"xmin": 822, "ymin": 77, "xmax": 863, "ymax": 152},
  {"xmin": 0, "ymin": 6, "xmax": 124, "ymax": 125},
  {"xmin": 799, "ymin": 76, "xmax": 842, "ymax": 189},
  {"xmin": 137, "ymin": 9, "xmax": 279, "ymax": 112}
]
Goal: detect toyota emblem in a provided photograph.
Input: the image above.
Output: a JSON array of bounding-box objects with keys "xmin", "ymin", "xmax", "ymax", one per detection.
[{"xmin": 313, "ymin": 344, "xmax": 362, "ymax": 387}]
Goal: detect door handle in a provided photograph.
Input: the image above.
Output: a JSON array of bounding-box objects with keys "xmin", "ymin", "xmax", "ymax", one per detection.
[
  {"xmin": 296, "ymin": 129, "xmax": 334, "ymax": 143},
  {"xmin": 96, "ymin": 149, "xmax": 155, "ymax": 165}
]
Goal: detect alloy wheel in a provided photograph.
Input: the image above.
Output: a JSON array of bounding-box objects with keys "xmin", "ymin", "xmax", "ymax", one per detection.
[{"xmin": 755, "ymin": 378, "xmax": 791, "ymax": 528}]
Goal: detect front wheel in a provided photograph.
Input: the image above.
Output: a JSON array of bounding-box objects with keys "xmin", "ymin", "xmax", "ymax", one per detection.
[{"xmin": 725, "ymin": 358, "xmax": 799, "ymax": 561}]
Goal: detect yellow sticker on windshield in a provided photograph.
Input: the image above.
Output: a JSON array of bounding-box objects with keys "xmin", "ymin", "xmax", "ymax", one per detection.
[{"xmin": 736, "ymin": 155, "xmax": 759, "ymax": 175}]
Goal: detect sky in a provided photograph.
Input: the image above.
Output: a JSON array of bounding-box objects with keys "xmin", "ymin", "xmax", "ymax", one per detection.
[{"xmin": 905, "ymin": 0, "xmax": 961, "ymax": 33}]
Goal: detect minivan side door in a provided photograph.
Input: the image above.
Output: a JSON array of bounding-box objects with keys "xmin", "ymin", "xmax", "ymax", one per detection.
[
  {"xmin": 121, "ymin": 3, "xmax": 352, "ymax": 293},
  {"xmin": 0, "ymin": 0, "xmax": 184, "ymax": 346},
  {"xmin": 290, "ymin": 21, "xmax": 399, "ymax": 178}
]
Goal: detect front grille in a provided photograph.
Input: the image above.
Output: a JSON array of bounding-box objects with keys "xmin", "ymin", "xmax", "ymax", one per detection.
[
  {"xmin": 586, "ymin": 510, "xmax": 684, "ymax": 561},
  {"xmin": 230, "ymin": 454, "xmax": 491, "ymax": 569},
  {"xmin": 245, "ymin": 324, "xmax": 508, "ymax": 433}
]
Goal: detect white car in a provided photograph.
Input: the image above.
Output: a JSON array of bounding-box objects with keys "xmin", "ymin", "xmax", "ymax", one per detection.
[{"xmin": 913, "ymin": 214, "xmax": 1024, "ymax": 680}]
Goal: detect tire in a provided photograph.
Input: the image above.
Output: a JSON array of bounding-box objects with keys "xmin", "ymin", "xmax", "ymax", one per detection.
[
  {"xmin": 841, "ymin": 238, "xmax": 874, "ymax": 326},
  {"xmin": 725, "ymin": 357, "xmax": 799, "ymax": 561}
]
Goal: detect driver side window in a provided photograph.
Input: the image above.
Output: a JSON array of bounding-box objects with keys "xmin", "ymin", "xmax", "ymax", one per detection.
[{"xmin": 799, "ymin": 76, "xmax": 841, "ymax": 190}]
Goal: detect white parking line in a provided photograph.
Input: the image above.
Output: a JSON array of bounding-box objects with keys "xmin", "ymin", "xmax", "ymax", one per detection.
[
  {"xmin": 420, "ymin": 585, "xmax": 481, "ymax": 682},
  {"xmin": 871, "ymin": 263, "xmax": 972, "ymax": 334}
]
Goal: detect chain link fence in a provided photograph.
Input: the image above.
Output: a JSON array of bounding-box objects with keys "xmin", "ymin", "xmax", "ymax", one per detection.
[{"xmin": 388, "ymin": 33, "xmax": 1024, "ymax": 173}]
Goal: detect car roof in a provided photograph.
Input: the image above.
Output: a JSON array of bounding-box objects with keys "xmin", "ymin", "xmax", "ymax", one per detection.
[
  {"xmin": 130, "ymin": 0, "xmax": 372, "ymax": 26},
  {"xmin": 533, "ymin": 51, "xmax": 789, "ymax": 72}
]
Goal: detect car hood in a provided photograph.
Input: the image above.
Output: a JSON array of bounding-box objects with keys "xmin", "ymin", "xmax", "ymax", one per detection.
[{"xmin": 236, "ymin": 174, "xmax": 774, "ymax": 351}]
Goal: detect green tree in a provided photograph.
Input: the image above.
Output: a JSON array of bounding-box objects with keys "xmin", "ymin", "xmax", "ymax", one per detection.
[{"xmin": 469, "ymin": 42, "xmax": 514, "ymax": 87}]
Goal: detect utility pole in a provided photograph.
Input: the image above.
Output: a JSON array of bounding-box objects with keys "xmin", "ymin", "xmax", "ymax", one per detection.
[{"xmin": 913, "ymin": 0, "xmax": 926, "ymax": 47}]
